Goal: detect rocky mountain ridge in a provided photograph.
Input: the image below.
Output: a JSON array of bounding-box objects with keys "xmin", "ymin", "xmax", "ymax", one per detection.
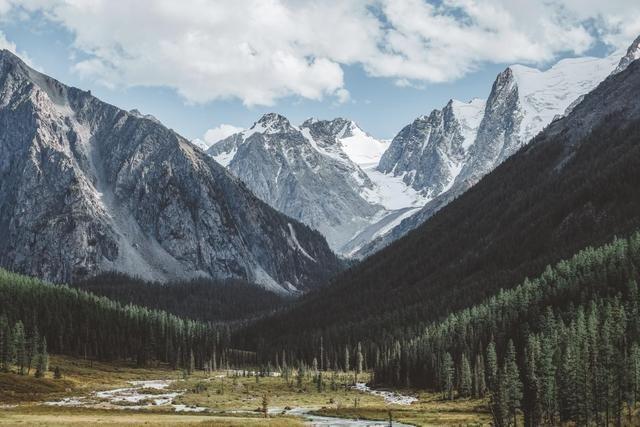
[{"xmin": 0, "ymin": 49, "xmax": 341, "ymax": 293}]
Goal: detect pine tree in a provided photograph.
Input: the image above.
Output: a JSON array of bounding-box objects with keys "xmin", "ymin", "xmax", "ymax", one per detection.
[
  {"xmin": 523, "ymin": 335, "xmax": 541, "ymax": 427},
  {"xmin": 0, "ymin": 315, "xmax": 9, "ymax": 372},
  {"xmin": 13, "ymin": 321, "xmax": 26, "ymax": 375},
  {"xmin": 344, "ymin": 345, "xmax": 350, "ymax": 372},
  {"xmin": 474, "ymin": 353, "xmax": 486, "ymax": 398},
  {"xmin": 441, "ymin": 352, "xmax": 454, "ymax": 400},
  {"xmin": 460, "ymin": 354, "xmax": 472, "ymax": 398},
  {"xmin": 188, "ymin": 348, "xmax": 195, "ymax": 375},
  {"xmin": 35, "ymin": 336, "xmax": 48, "ymax": 378},
  {"xmin": 504, "ymin": 340, "xmax": 522, "ymax": 426},
  {"xmin": 26, "ymin": 326, "xmax": 38, "ymax": 375},
  {"xmin": 538, "ymin": 336, "xmax": 557, "ymax": 424},
  {"xmin": 486, "ymin": 341, "xmax": 498, "ymax": 392},
  {"xmin": 356, "ymin": 342, "xmax": 363, "ymax": 375}
]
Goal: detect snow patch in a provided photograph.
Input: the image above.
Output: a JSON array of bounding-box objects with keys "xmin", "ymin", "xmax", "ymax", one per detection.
[
  {"xmin": 510, "ymin": 53, "xmax": 620, "ymax": 143},
  {"xmin": 338, "ymin": 124, "xmax": 390, "ymax": 166},
  {"xmin": 360, "ymin": 164, "xmax": 428, "ymax": 210},
  {"xmin": 287, "ymin": 223, "xmax": 317, "ymax": 262},
  {"xmin": 450, "ymin": 98, "xmax": 485, "ymax": 150}
]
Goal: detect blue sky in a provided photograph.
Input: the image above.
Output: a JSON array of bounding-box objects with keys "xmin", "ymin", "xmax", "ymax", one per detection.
[{"xmin": 1, "ymin": 1, "xmax": 638, "ymax": 141}]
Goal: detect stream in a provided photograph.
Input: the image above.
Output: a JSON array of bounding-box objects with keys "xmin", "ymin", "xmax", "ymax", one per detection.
[{"xmin": 44, "ymin": 379, "xmax": 416, "ymax": 426}]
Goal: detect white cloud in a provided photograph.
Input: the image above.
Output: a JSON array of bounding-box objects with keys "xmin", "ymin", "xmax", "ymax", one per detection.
[
  {"xmin": 7, "ymin": 0, "xmax": 640, "ymax": 105},
  {"xmin": 204, "ymin": 124, "xmax": 244, "ymax": 145},
  {"xmin": 334, "ymin": 88, "xmax": 351, "ymax": 104},
  {"xmin": 0, "ymin": 31, "xmax": 15, "ymax": 51}
]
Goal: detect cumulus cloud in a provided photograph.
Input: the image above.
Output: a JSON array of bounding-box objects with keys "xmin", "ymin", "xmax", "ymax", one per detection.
[
  {"xmin": 7, "ymin": 0, "xmax": 640, "ymax": 105},
  {"xmin": 204, "ymin": 124, "xmax": 244, "ymax": 145}
]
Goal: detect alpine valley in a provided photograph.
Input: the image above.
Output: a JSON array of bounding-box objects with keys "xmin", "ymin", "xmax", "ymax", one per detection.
[{"xmin": 2, "ymin": 9, "xmax": 640, "ymax": 427}]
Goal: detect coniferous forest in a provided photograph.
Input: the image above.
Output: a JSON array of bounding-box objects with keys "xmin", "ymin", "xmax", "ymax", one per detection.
[
  {"xmin": 371, "ymin": 232, "xmax": 640, "ymax": 426},
  {"xmin": 0, "ymin": 270, "xmax": 255, "ymax": 371}
]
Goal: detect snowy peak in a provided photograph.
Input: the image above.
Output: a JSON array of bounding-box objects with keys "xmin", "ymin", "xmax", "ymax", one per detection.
[
  {"xmin": 449, "ymin": 98, "xmax": 486, "ymax": 149},
  {"xmin": 377, "ymin": 96, "xmax": 484, "ymax": 199},
  {"xmin": 207, "ymin": 113, "xmax": 385, "ymax": 252},
  {"xmin": 614, "ymin": 35, "xmax": 640, "ymax": 74},
  {"xmin": 508, "ymin": 53, "xmax": 621, "ymax": 143},
  {"xmin": 252, "ymin": 112, "xmax": 296, "ymax": 135}
]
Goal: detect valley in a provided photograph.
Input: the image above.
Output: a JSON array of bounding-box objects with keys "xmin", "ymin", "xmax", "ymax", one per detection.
[
  {"xmin": 0, "ymin": 355, "xmax": 489, "ymax": 426},
  {"xmin": 1, "ymin": 5, "xmax": 640, "ymax": 426}
]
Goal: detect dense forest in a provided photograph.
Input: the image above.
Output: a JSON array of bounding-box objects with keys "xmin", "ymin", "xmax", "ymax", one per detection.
[
  {"xmin": 0, "ymin": 270, "xmax": 256, "ymax": 372},
  {"xmin": 371, "ymin": 232, "xmax": 640, "ymax": 426},
  {"xmin": 234, "ymin": 66, "xmax": 640, "ymax": 362},
  {"xmin": 74, "ymin": 273, "xmax": 287, "ymax": 323}
]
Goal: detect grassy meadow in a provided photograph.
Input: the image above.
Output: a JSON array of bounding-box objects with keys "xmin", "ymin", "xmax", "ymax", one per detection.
[{"xmin": 0, "ymin": 354, "xmax": 494, "ymax": 426}]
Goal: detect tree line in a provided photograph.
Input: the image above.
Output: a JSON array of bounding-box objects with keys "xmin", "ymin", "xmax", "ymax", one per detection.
[
  {"xmin": 0, "ymin": 316, "xmax": 48, "ymax": 377},
  {"xmin": 0, "ymin": 269, "xmax": 248, "ymax": 371},
  {"xmin": 372, "ymin": 232, "xmax": 640, "ymax": 426}
]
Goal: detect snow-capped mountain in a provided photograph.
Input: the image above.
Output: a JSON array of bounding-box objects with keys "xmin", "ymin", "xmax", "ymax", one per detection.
[
  {"xmin": 614, "ymin": 34, "xmax": 640, "ymax": 74},
  {"xmin": 356, "ymin": 37, "xmax": 638, "ymax": 258},
  {"xmin": 378, "ymin": 98, "xmax": 485, "ymax": 199},
  {"xmin": 207, "ymin": 114, "xmax": 429, "ymax": 254},
  {"xmin": 207, "ymin": 114, "xmax": 386, "ymax": 251},
  {"xmin": 0, "ymin": 49, "xmax": 341, "ymax": 293},
  {"xmin": 190, "ymin": 138, "xmax": 209, "ymax": 151}
]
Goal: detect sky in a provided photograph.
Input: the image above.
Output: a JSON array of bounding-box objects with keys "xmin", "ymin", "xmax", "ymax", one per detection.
[{"xmin": 0, "ymin": 1, "xmax": 639, "ymax": 142}]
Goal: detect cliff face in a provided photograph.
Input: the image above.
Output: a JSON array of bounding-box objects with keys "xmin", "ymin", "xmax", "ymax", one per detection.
[{"xmin": 0, "ymin": 50, "xmax": 341, "ymax": 293}]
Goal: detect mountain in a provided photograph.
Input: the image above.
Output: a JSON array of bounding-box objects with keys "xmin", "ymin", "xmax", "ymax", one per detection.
[
  {"xmin": 207, "ymin": 114, "xmax": 424, "ymax": 252},
  {"xmin": 235, "ymin": 56, "xmax": 640, "ymax": 355},
  {"xmin": 378, "ymin": 98, "xmax": 485, "ymax": 198},
  {"xmin": 357, "ymin": 41, "xmax": 634, "ymax": 257},
  {"xmin": 0, "ymin": 49, "xmax": 341, "ymax": 293}
]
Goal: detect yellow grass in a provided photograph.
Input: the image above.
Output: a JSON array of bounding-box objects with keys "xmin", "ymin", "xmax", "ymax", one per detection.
[{"xmin": 0, "ymin": 354, "xmax": 495, "ymax": 426}]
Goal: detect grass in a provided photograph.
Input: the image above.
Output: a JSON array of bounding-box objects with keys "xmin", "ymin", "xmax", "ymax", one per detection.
[
  {"xmin": 0, "ymin": 354, "xmax": 494, "ymax": 426},
  {"xmin": 0, "ymin": 406, "xmax": 303, "ymax": 426},
  {"xmin": 312, "ymin": 391, "xmax": 491, "ymax": 426},
  {"xmin": 175, "ymin": 371, "xmax": 383, "ymax": 412}
]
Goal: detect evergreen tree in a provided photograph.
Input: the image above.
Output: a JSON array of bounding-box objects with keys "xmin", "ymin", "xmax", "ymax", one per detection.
[
  {"xmin": 26, "ymin": 326, "xmax": 38, "ymax": 375},
  {"xmin": 13, "ymin": 321, "xmax": 26, "ymax": 375},
  {"xmin": 460, "ymin": 354, "xmax": 472, "ymax": 398},
  {"xmin": 0, "ymin": 315, "xmax": 9, "ymax": 372},
  {"xmin": 504, "ymin": 340, "xmax": 522, "ymax": 426},
  {"xmin": 441, "ymin": 352, "xmax": 454, "ymax": 400},
  {"xmin": 473, "ymin": 353, "xmax": 486, "ymax": 398},
  {"xmin": 523, "ymin": 335, "xmax": 541, "ymax": 427},
  {"xmin": 35, "ymin": 336, "xmax": 48, "ymax": 378},
  {"xmin": 344, "ymin": 345, "xmax": 350, "ymax": 372},
  {"xmin": 486, "ymin": 341, "xmax": 498, "ymax": 392}
]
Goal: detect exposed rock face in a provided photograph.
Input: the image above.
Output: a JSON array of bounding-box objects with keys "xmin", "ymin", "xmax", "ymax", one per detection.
[
  {"xmin": 614, "ymin": 35, "xmax": 640, "ymax": 74},
  {"xmin": 207, "ymin": 114, "xmax": 383, "ymax": 251},
  {"xmin": 0, "ymin": 49, "xmax": 341, "ymax": 293},
  {"xmin": 357, "ymin": 42, "xmax": 630, "ymax": 257},
  {"xmin": 378, "ymin": 99, "xmax": 484, "ymax": 199}
]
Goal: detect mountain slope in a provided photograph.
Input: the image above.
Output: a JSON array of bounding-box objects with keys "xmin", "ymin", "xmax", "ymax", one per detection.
[
  {"xmin": 235, "ymin": 57, "xmax": 640, "ymax": 353},
  {"xmin": 378, "ymin": 98, "xmax": 485, "ymax": 198},
  {"xmin": 207, "ymin": 114, "xmax": 383, "ymax": 251},
  {"xmin": 357, "ymin": 42, "xmax": 634, "ymax": 257},
  {"xmin": 0, "ymin": 50, "xmax": 340, "ymax": 293}
]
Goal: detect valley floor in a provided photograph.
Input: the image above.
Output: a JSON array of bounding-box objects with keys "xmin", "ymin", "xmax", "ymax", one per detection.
[{"xmin": 0, "ymin": 355, "xmax": 492, "ymax": 426}]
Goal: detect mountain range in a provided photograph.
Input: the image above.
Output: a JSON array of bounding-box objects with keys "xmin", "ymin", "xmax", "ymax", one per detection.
[
  {"xmin": 0, "ymin": 49, "xmax": 341, "ymax": 294},
  {"xmin": 203, "ymin": 36, "xmax": 640, "ymax": 259},
  {"xmin": 237, "ymin": 48, "xmax": 640, "ymax": 354}
]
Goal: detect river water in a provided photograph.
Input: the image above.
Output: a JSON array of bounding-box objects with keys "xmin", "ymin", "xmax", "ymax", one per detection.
[{"xmin": 44, "ymin": 379, "xmax": 416, "ymax": 426}]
